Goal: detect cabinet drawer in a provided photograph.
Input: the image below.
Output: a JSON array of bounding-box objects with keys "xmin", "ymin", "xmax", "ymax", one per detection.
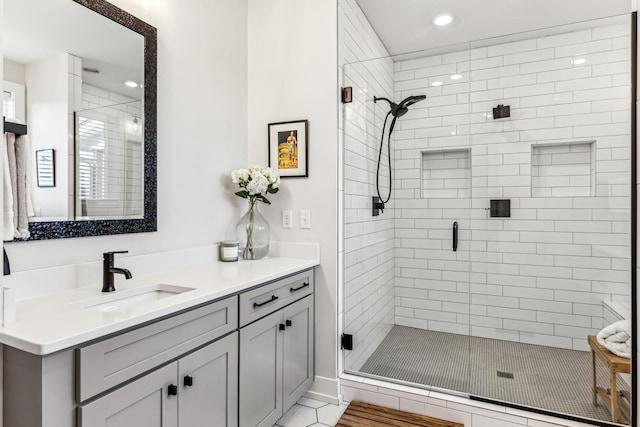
[
  {"xmin": 239, "ymin": 269, "xmax": 313, "ymax": 327},
  {"xmin": 77, "ymin": 295, "xmax": 238, "ymax": 402}
]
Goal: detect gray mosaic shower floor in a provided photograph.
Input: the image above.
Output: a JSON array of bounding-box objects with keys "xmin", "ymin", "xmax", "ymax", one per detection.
[{"xmin": 359, "ymin": 326, "xmax": 629, "ymax": 423}]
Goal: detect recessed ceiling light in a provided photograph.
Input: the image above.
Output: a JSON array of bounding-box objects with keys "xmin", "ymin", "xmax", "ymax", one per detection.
[
  {"xmin": 450, "ymin": 74, "xmax": 462, "ymax": 80},
  {"xmin": 572, "ymin": 58, "xmax": 586, "ymax": 65},
  {"xmin": 125, "ymin": 80, "xmax": 139, "ymax": 88},
  {"xmin": 431, "ymin": 81, "xmax": 443, "ymax": 87},
  {"xmin": 434, "ymin": 13, "xmax": 454, "ymax": 27}
]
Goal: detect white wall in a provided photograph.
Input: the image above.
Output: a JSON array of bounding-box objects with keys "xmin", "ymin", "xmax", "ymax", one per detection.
[
  {"xmin": 26, "ymin": 53, "xmax": 71, "ymax": 218},
  {"xmin": 247, "ymin": 0, "xmax": 339, "ymax": 400},
  {"xmin": 4, "ymin": 0, "xmax": 248, "ymax": 270},
  {"xmin": 2, "ymin": 59, "xmax": 24, "ymax": 86}
]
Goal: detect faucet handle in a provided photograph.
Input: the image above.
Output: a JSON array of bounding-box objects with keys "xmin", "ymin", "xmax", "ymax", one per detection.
[{"xmin": 103, "ymin": 250, "xmax": 129, "ymax": 261}]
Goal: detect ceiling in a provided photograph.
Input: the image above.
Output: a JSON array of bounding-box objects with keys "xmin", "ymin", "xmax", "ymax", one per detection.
[
  {"xmin": 355, "ymin": 0, "xmax": 633, "ymax": 56},
  {"xmin": 4, "ymin": 0, "xmax": 143, "ymax": 100}
]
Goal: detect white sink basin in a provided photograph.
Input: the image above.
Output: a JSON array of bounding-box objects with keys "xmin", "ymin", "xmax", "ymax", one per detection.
[{"xmin": 80, "ymin": 284, "xmax": 194, "ymax": 312}]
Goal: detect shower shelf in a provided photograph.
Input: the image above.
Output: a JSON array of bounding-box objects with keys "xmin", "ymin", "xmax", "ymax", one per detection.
[
  {"xmin": 531, "ymin": 141, "xmax": 595, "ymax": 198},
  {"xmin": 421, "ymin": 149, "xmax": 471, "ymax": 199}
]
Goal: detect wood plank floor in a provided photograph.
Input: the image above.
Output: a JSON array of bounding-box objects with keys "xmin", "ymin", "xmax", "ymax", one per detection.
[{"xmin": 336, "ymin": 401, "xmax": 464, "ymax": 427}]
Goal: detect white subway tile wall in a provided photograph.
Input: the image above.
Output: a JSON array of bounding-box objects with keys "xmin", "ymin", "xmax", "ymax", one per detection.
[
  {"xmin": 341, "ymin": 0, "xmax": 396, "ymax": 371},
  {"xmin": 392, "ymin": 17, "xmax": 631, "ymax": 351}
]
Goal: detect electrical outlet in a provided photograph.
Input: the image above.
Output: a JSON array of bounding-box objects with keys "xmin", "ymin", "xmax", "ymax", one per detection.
[
  {"xmin": 282, "ymin": 210, "xmax": 293, "ymax": 229},
  {"xmin": 300, "ymin": 210, "xmax": 311, "ymax": 229}
]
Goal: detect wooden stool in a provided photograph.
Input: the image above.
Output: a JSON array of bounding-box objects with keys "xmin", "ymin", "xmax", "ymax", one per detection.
[{"xmin": 588, "ymin": 335, "xmax": 631, "ymax": 424}]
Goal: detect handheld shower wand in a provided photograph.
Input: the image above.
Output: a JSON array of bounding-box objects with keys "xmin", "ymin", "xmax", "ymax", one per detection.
[{"xmin": 373, "ymin": 94, "xmax": 426, "ymax": 215}]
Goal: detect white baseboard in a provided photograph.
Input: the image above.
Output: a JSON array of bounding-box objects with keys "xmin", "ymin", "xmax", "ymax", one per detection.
[{"xmin": 306, "ymin": 375, "xmax": 340, "ymax": 405}]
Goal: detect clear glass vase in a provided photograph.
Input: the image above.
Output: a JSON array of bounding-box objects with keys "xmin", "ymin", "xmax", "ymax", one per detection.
[{"xmin": 235, "ymin": 198, "xmax": 270, "ymax": 260}]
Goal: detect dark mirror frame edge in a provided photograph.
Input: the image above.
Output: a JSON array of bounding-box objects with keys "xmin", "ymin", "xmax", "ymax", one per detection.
[{"xmin": 13, "ymin": 0, "xmax": 157, "ymax": 241}]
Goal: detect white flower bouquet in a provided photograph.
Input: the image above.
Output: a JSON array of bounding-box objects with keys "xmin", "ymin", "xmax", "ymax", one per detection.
[
  {"xmin": 231, "ymin": 165, "xmax": 280, "ymax": 204},
  {"xmin": 231, "ymin": 165, "xmax": 280, "ymax": 260}
]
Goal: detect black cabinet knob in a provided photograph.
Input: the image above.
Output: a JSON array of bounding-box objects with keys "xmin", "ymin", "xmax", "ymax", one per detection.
[
  {"xmin": 184, "ymin": 375, "xmax": 194, "ymax": 387},
  {"xmin": 279, "ymin": 323, "xmax": 285, "ymax": 331},
  {"xmin": 168, "ymin": 384, "xmax": 178, "ymax": 396},
  {"xmin": 286, "ymin": 320, "xmax": 292, "ymax": 327}
]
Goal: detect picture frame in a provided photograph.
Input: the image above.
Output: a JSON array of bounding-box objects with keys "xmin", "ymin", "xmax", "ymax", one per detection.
[
  {"xmin": 268, "ymin": 119, "xmax": 308, "ymax": 178},
  {"xmin": 36, "ymin": 149, "xmax": 55, "ymax": 188}
]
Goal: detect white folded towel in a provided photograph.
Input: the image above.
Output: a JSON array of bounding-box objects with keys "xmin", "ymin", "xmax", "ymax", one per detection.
[
  {"xmin": 3, "ymin": 133, "xmax": 15, "ymax": 241},
  {"xmin": 15, "ymin": 135, "xmax": 31, "ymax": 239},
  {"xmin": 597, "ymin": 319, "xmax": 631, "ymax": 358},
  {"xmin": 5, "ymin": 133, "xmax": 18, "ymax": 239},
  {"xmin": 19, "ymin": 135, "xmax": 35, "ymax": 218}
]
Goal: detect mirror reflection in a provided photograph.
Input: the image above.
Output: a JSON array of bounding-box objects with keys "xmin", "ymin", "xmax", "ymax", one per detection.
[{"xmin": 3, "ymin": 0, "xmax": 144, "ymax": 226}]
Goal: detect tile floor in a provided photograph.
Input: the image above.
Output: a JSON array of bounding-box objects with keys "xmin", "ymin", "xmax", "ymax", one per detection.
[{"xmin": 273, "ymin": 397, "xmax": 348, "ymax": 427}]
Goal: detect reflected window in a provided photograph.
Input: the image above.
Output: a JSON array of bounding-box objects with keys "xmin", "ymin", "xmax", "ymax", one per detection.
[
  {"xmin": 3, "ymin": 90, "xmax": 15, "ymax": 119},
  {"xmin": 77, "ymin": 117, "xmax": 108, "ymax": 200}
]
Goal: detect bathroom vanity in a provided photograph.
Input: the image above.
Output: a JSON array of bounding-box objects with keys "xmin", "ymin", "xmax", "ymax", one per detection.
[{"xmin": 0, "ymin": 258, "xmax": 316, "ymax": 427}]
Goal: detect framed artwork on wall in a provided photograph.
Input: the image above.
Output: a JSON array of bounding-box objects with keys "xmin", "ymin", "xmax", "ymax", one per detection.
[
  {"xmin": 268, "ymin": 119, "xmax": 308, "ymax": 178},
  {"xmin": 36, "ymin": 149, "xmax": 55, "ymax": 187}
]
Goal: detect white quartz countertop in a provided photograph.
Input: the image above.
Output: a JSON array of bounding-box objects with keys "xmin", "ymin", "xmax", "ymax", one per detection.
[{"xmin": 0, "ymin": 255, "xmax": 318, "ymax": 355}]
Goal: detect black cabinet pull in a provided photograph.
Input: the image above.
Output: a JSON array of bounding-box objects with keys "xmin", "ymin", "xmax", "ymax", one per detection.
[
  {"xmin": 184, "ymin": 375, "xmax": 193, "ymax": 387},
  {"xmin": 453, "ymin": 221, "xmax": 458, "ymax": 252},
  {"xmin": 286, "ymin": 320, "xmax": 292, "ymax": 327},
  {"xmin": 279, "ymin": 323, "xmax": 286, "ymax": 331},
  {"xmin": 168, "ymin": 384, "xmax": 178, "ymax": 396},
  {"xmin": 253, "ymin": 295, "xmax": 278, "ymax": 308},
  {"xmin": 290, "ymin": 282, "xmax": 310, "ymax": 293}
]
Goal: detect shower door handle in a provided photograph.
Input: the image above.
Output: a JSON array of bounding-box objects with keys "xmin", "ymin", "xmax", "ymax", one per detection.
[{"xmin": 453, "ymin": 221, "xmax": 458, "ymax": 252}]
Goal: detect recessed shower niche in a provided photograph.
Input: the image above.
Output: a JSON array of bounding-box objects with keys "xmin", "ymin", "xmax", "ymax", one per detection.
[
  {"xmin": 531, "ymin": 141, "xmax": 595, "ymax": 198},
  {"xmin": 421, "ymin": 149, "xmax": 471, "ymax": 199}
]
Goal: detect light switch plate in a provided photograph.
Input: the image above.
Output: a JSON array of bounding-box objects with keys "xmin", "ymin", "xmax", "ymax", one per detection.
[
  {"xmin": 300, "ymin": 210, "xmax": 311, "ymax": 229},
  {"xmin": 282, "ymin": 210, "xmax": 293, "ymax": 229}
]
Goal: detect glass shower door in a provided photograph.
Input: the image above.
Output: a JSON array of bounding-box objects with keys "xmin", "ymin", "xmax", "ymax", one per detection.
[
  {"xmin": 467, "ymin": 15, "xmax": 633, "ymax": 424},
  {"xmin": 341, "ymin": 44, "xmax": 473, "ymax": 395}
]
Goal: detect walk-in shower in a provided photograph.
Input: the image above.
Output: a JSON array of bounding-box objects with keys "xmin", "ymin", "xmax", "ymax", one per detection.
[{"xmin": 342, "ymin": 11, "xmax": 635, "ymax": 426}]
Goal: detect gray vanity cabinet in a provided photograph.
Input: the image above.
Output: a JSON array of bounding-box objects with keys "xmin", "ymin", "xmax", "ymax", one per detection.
[
  {"xmin": 78, "ymin": 362, "xmax": 178, "ymax": 427},
  {"xmin": 2, "ymin": 267, "xmax": 315, "ymax": 427},
  {"xmin": 178, "ymin": 332, "xmax": 239, "ymax": 426},
  {"xmin": 78, "ymin": 332, "xmax": 238, "ymax": 427},
  {"xmin": 239, "ymin": 295, "xmax": 314, "ymax": 427},
  {"xmin": 282, "ymin": 296, "xmax": 314, "ymax": 410},
  {"xmin": 239, "ymin": 310, "xmax": 284, "ymax": 427},
  {"xmin": 3, "ymin": 295, "xmax": 239, "ymax": 427}
]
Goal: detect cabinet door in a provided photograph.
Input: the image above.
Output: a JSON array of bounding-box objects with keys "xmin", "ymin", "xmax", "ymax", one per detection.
[
  {"xmin": 78, "ymin": 363, "xmax": 178, "ymax": 427},
  {"xmin": 179, "ymin": 332, "xmax": 239, "ymax": 427},
  {"xmin": 239, "ymin": 310, "xmax": 284, "ymax": 427},
  {"xmin": 282, "ymin": 295, "xmax": 314, "ymax": 410}
]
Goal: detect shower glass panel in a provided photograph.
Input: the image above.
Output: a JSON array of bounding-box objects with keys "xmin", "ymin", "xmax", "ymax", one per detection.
[
  {"xmin": 342, "ymin": 13, "xmax": 633, "ymax": 426},
  {"xmin": 467, "ymin": 15, "xmax": 632, "ymax": 423},
  {"xmin": 342, "ymin": 44, "xmax": 472, "ymax": 395}
]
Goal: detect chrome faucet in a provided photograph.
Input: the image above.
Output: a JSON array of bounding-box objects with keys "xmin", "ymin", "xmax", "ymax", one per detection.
[{"xmin": 102, "ymin": 251, "xmax": 132, "ymax": 292}]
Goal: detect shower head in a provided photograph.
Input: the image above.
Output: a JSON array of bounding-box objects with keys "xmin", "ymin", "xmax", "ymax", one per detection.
[
  {"xmin": 400, "ymin": 95, "xmax": 426, "ymax": 108},
  {"xmin": 374, "ymin": 94, "xmax": 426, "ymax": 118},
  {"xmin": 392, "ymin": 95, "xmax": 427, "ymax": 118}
]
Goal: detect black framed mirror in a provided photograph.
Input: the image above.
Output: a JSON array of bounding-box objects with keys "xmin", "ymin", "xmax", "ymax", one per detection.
[{"xmin": 3, "ymin": 0, "xmax": 157, "ymax": 240}]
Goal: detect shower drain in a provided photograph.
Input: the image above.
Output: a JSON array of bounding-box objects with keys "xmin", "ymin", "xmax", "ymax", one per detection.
[{"xmin": 497, "ymin": 371, "xmax": 514, "ymax": 379}]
